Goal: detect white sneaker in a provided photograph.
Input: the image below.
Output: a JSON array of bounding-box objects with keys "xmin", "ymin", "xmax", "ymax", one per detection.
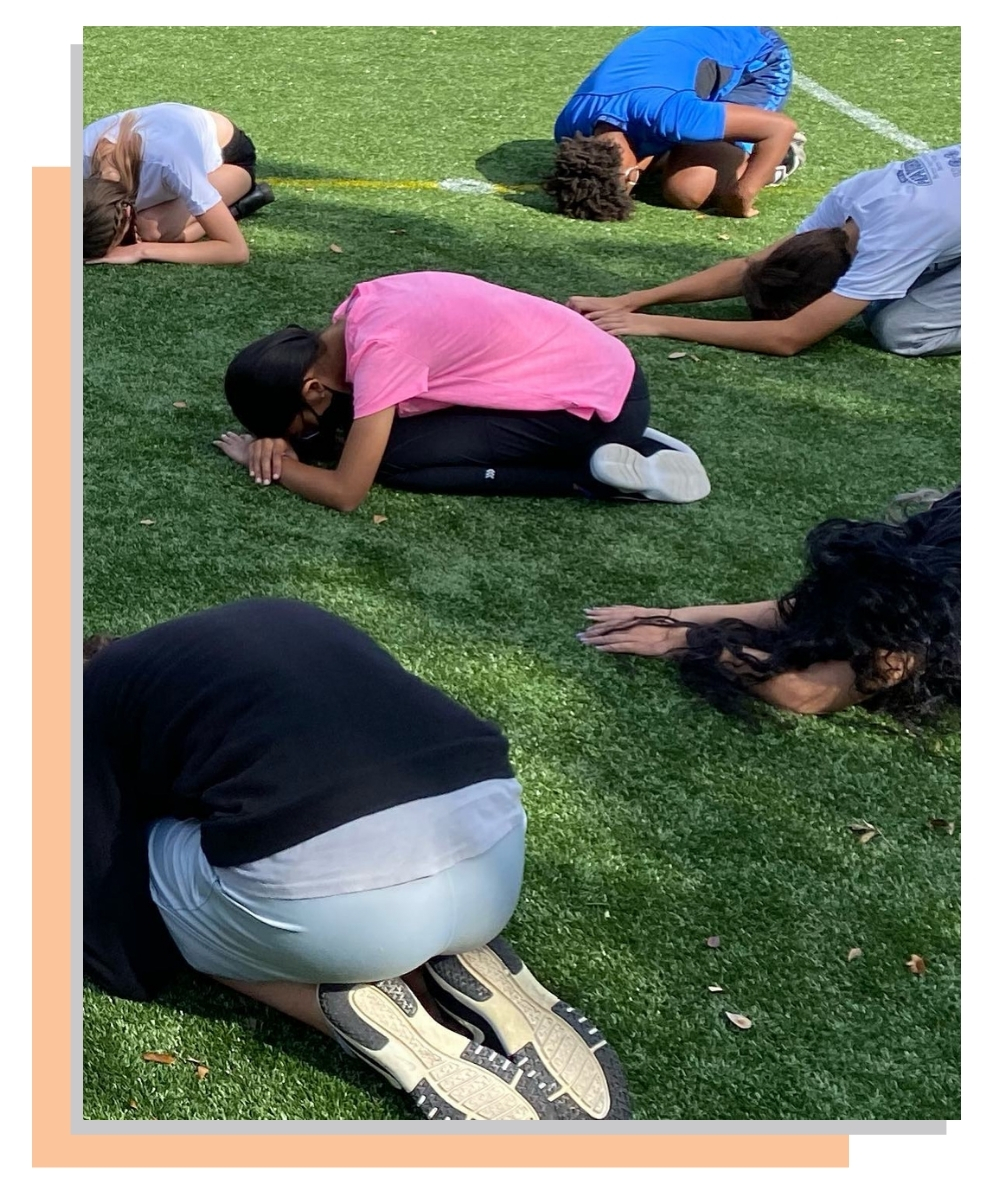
[
  {"xmin": 767, "ymin": 130, "xmax": 807, "ymax": 186},
  {"xmin": 590, "ymin": 443, "xmax": 711, "ymax": 503},
  {"xmin": 642, "ymin": 426, "xmax": 696, "ymax": 455}
]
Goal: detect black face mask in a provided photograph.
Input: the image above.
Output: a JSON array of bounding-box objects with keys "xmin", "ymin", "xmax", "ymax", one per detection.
[
  {"xmin": 316, "ymin": 390, "xmax": 352, "ymax": 435},
  {"xmin": 297, "ymin": 388, "xmax": 353, "ymax": 455}
]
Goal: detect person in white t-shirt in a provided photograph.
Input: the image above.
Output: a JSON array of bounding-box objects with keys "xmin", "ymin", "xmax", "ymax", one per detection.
[
  {"xmin": 567, "ymin": 145, "xmax": 961, "ymax": 358},
  {"xmin": 83, "ymin": 102, "xmax": 275, "ymax": 266}
]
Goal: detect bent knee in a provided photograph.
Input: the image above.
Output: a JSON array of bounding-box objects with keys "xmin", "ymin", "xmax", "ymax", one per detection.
[
  {"xmin": 660, "ymin": 168, "xmax": 717, "ymax": 211},
  {"xmin": 869, "ymin": 305, "xmax": 960, "ymax": 357},
  {"xmin": 134, "ymin": 214, "xmax": 164, "ymax": 243}
]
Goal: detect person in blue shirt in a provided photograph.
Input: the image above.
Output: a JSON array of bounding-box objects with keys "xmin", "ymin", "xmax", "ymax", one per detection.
[{"xmin": 545, "ymin": 27, "xmax": 804, "ymax": 221}]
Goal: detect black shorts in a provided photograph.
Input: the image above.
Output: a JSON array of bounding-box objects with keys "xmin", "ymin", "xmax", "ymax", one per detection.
[{"xmin": 221, "ymin": 125, "xmax": 258, "ymax": 186}]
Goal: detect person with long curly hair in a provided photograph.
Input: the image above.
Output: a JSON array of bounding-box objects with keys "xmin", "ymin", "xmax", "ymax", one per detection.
[
  {"xmin": 83, "ymin": 102, "xmax": 275, "ymax": 265},
  {"xmin": 544, "ymin": 27, "xmax": 804, "ymax": 221},
  {"xmin": 569, "ymin": 146, "xmax": 961, "ymax": 358},
  {"xmin": 84, "ymin": 598, "xmax": 631, "ymax": 1121},
  {"xmin": 578, "ymin": 489, "xmax": 960, "ymax": 720}
]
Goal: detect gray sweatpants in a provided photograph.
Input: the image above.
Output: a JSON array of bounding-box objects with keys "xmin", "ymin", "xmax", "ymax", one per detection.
[{"xmin": 864, "ymin": 260, "xmax": 961, "ymax": 358}]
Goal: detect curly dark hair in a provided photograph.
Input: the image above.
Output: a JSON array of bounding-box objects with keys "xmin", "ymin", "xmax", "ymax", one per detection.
[
  {"xmin": 542, "ymin": 133, "xmax": 635, "ymax": 222},
  {"xmin": 742, "ymin": 228, "xmax": 853, "ymax": 320},
  {"xmin": 623, "ymin": 489, "xmax": 961, "ymax": 723}
]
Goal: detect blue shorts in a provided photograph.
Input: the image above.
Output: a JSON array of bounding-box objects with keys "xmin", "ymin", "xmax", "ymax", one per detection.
[{"xmin": 724, "ymin": 31, "xmax": 793, "ymax": 154}]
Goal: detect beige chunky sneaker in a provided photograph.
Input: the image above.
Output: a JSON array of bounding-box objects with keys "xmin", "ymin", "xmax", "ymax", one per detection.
[
  {"xmin": 318, "ymin": 976, "xmax": 555, "ymax": 1120},
  {"xmin": 426, "ymin": 937, "xmax": 632, "ymax": 1120}
]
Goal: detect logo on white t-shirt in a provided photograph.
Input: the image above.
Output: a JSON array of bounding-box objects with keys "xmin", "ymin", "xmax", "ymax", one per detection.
[{"xmin": 897, "ymin": 157, "xmax": 932, "ymax": 186}]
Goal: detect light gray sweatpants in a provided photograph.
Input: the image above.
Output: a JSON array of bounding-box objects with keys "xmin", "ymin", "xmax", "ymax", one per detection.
[{"xmin": 864, "ymin": 260, "xmax": 961, "ymax": 358}]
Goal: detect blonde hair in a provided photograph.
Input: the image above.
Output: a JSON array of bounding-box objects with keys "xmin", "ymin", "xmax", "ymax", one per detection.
[{"xmin": 83, "ymin": 112, "xmax": 144, "ymax": 260}]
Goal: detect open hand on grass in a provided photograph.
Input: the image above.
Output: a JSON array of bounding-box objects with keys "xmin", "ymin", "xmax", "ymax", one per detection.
[
  {"xmin": 586, "ymin": 311, "xmax": 668, "ymax": 338},
  {"xmin": 579, "ymin": 606, "xmax": 688, "ymax": 657},
  {"xmin": 567, "ymin": 294, "xmax": 635, "ymax": 316}
]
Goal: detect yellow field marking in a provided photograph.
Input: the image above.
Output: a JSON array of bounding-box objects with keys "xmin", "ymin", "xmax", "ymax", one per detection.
[{"xmin": 261, "ymin": 176, "xmax": 540, "ymax": 194}]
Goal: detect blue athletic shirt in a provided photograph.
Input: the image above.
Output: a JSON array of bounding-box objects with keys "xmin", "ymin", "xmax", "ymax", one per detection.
[{"xmin": 554, "ymin": 26, "xmax": 788, "ymax": 159}]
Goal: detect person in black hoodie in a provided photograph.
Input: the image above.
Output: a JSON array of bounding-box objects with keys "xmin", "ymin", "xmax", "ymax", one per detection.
[{"xmin": 84, "ymin": 598, "xmax": 630, "ymax": 1121}]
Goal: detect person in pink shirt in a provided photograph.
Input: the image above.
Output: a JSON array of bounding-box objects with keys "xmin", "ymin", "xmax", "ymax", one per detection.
[{"xmin": 215, "ymin": 271, "xmax": 710, "ymax": 511}]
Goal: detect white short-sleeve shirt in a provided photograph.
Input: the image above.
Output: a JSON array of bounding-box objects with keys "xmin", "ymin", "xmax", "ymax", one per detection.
[
  {"xmin": 797, "ymin": 145, "xmax": 961, "ymax": 303},
  {"xmin": 83, "ymin": 102, "xmax": 224, "ymax": 217}
]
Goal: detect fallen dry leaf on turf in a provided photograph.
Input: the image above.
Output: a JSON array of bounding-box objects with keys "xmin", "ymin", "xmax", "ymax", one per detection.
[
  {"xmin": 688, "ymin": 355, "xmax": 701, "ymax": 362},
  {"xmin": 304, "ymin": 187, "xmax": 315, "ymax": 192},
  {"xmin": 195, "ymin": 1065, "xmax": 210, "ymax": 1081},
  {"xmin": 373, "ymin": 514, "xmax": 388, "ymax": 525},
  {"xmin": 849, "ymin": 821, "xmax": 880, "ymax": 844},
  {"xmin": 172, "ymin": 401, "xmax": 187, "ymax": 409},
  {"xmin": 388, "ymin": 229, "xmax": 407, "ymax": 235},
  {"xmin": 128, "ymin": 1099, "xmax": 138, "ymax": 1109},
  {"xmin": 329, "ymin": 244, "xmax": 343, "ymax": 253},
  {"xmin": 141, "ymin": 1052, "xmax": 176, "ymax": 1065},
  {"xmin": 724, "ymin": 1012, "xmax": 753, "ymax": 1030},
  {"xmin": 847, "ymin": 947, "xmax": 863, "ymax": 962},
  {"xmin": 138, "ymin": 519, "xmax": 156, "ymax": 526},
  {"xmin": 928, "ymin": 817, "xmax": 955, "ymax": 835},
  {"xmin": 717, "ymin": 234, "xmax": 730, "ymax": 241},
  {"xmin": 706, "ymin": 935, "xmax": 721, "ymax": 948},
  {"xmin": 906, "ymin": 955, "xmax": 927, "ymax": 975},
  {"xmin": 708, "ymin": 984, "xmax": 724, "ymax": 993},
  {"xmin": 668, "ymin": 351, "xmax": 687, "ymax": 360},
  {"xmin": 693, "ymin": 213, "xmax": 709, "ymax": 219}
]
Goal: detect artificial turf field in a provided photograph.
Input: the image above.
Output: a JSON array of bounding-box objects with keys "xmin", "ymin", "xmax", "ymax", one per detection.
[{"xmin": 82, "ymin": 26, "xmax": 960, "ymax": 1121}]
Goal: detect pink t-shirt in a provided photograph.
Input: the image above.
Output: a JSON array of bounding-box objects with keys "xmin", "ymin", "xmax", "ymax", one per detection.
[{"xmin": 331, "ymin": 272, "xmax": 636, "ymax": 422}]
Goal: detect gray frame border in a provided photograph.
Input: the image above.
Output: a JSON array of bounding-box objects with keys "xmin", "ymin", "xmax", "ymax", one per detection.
[{"xmin": 71, "ymin": 35, "xmax": 948, "ymax": 1141}]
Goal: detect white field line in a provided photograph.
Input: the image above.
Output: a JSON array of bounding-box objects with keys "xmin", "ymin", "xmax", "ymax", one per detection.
[{"xmin": 793, "ymin": 72, "xmax": 931, "ymax": 153}]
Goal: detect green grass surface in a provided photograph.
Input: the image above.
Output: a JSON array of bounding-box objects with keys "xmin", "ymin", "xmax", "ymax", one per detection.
[{"xmin": 83, "ymin": 26, "xmax": 960, "ymax": 1121}]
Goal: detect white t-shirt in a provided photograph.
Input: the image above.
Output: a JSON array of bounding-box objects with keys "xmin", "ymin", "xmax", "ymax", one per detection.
[
  {"xmin": 83, "ymin": 102, "xmax": 224, "ymax": 217},
  {"xmin": 797, "ymin": 145, "xmax": 961, "ymax": 302}
]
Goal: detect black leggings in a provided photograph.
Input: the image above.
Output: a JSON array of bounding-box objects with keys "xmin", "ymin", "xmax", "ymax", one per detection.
[
  {"xmin": 376, "ymin": 363, "xmax": 652, "ymax": 498},
  {"xmin": 221, "ymin": 125, "xmax": 258, "ymax": 187}
]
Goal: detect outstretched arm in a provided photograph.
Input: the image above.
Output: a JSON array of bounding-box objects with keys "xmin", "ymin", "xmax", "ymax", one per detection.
[
  {"xmin": 579, "ymin": 601, "xmax": 897, "ymax": 714},
  {"xmin": 567, "ymin": 236, "xmax": 792, "ymax": 316},
  {"xmin": 579, "ymin": 600, "xmax": 782, "ymax": 656},
  {"xmin": 588, "ymin": 290, "xmax": 870, "ymax": 355}
]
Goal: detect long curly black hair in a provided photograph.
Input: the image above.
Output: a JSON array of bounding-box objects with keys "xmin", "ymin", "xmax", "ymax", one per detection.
[
  {"xmin": 542, "ymin": 134, "xmax": 635, "ymax": 221},
  {"xmin": 629, "ymin": 489, "xmax": 960, "ymax": 722}
]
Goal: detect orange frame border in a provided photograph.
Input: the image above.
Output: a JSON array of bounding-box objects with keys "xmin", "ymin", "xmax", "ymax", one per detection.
[{"xmin": 33, "ymin": 165, "xmax": 848, "ymax": 1168}]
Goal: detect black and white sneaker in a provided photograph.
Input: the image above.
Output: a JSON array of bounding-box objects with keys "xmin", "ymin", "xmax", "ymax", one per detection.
[
  {"xmin": 768, "ymin": 130, "xmax": 807, "ymax": 186},
  {"xmin": 426, "ymin": 937, "xmax": 632, "ymax": 1121},
  {"xmin": 590, "ymin": 442, "xmax": 711, "ymax": 503},
  {"xmin": 317, "ymin": 977, "xmax": 554, "ymax": 1120}
]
